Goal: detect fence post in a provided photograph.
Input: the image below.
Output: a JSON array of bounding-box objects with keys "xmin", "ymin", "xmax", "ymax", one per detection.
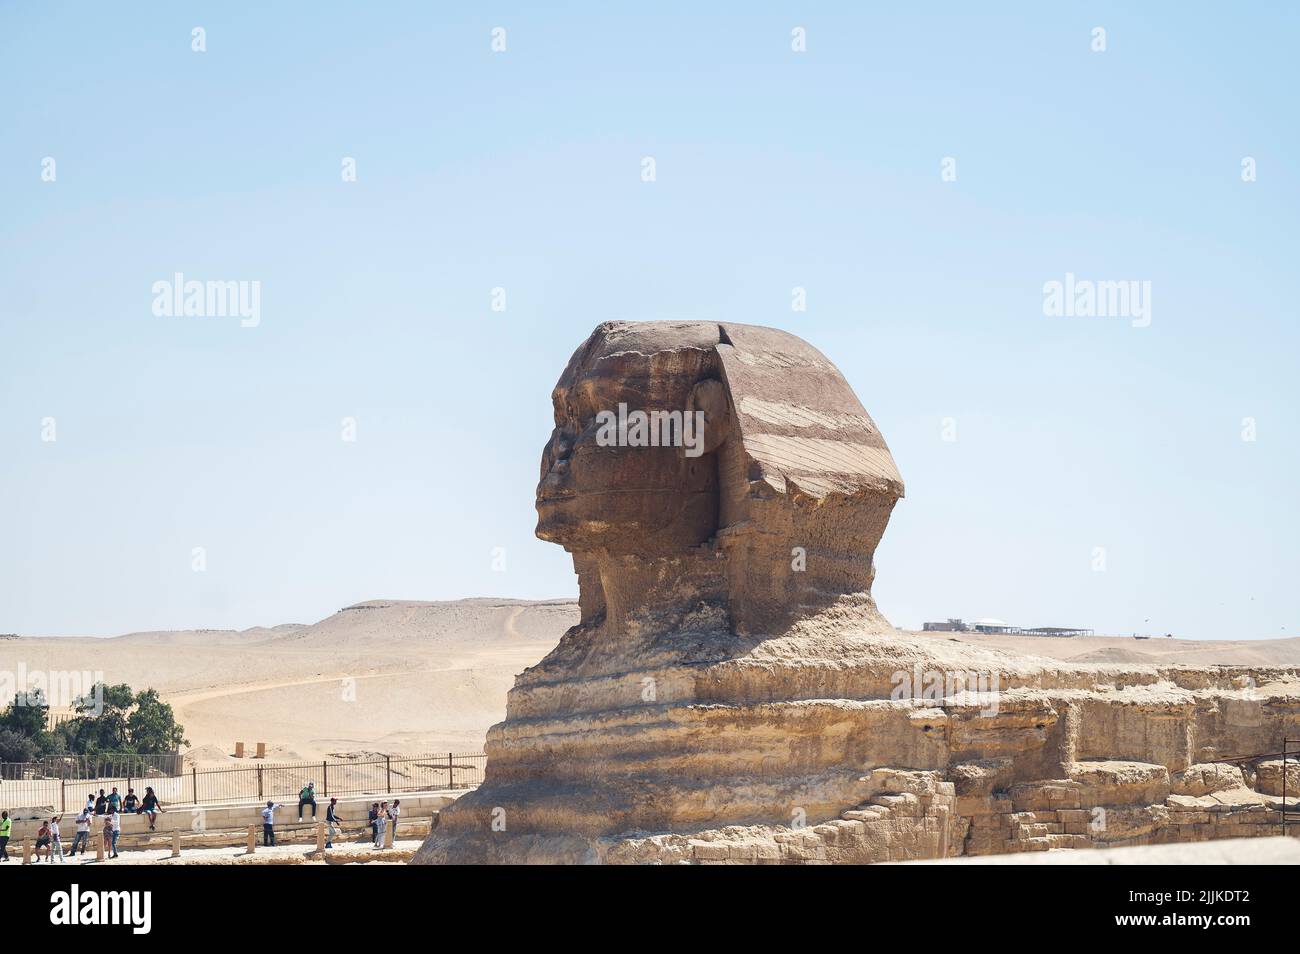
[
  {"xmin": 192, "ymin": 766, "xmax": 198, "ymax": 805},
  {"xmin": 448, "ymin": 752, "xmax": 454, "ymax": 789},
  {"xmin": 386, "ymin": 755, "xmax": 392, "ymax": 794},
  {"xmin": 257, "ymin": 764, "xmax": 263, "ymax": 799},
  {"xmin": 247, "ymin": 826, "xmax": 256, "ymax": 854},
  {"xmin": 323, "ymin": 761, "xmax": 328, "ymax": 797},
  {"xmin": 61, "ymin": 778, "xmax": 66, "ymax": 814},
  {"xmin": 171, "ymin": 830, "xmax": 180, "ymax": 858}
]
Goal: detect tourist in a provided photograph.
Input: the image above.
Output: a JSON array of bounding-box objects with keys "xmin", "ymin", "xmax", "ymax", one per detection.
[
  {"xmin": 94, "ymin": 789, "xmax": 107, "ymax": 815},
  {"xmin": 108, "ymin": 806, "xmax": 122, "ymax": 858},
  {"xmin": 107, "ymin": 786, "xmax": 121, "ymax": 813},
  {"xmin": 297, "ymin": 781, "xmax": 317, "ymax": 821},
  {"xmin": 100, "ymin": 810, "xmax": 113, "ymax": 857},
  {"xmin": 83, "ymin": 793, "xmax": 95, "ymax": 816},
  {"xmin": 138, "ymin": 787, "xmax": 163, "ymax": 830},
  {"xmin": 325, "ymin": 797, "xmax": 341, "ymax": 849},
  {"xmin": 374, "ymin": 801, "xmax": 389, "ymax": 848},
  {"xmin": 368, "ymin": 802, "xmax": 379, "ymax": 844},
  {"xmin": 390, "ymin": 799, "xmax": 401, "ymax": 839},
  {"xmin": 123, "ymin": 788, "xmax": 139, "ymax": 813},
  {"xmin": 49, "ymin": 815, "xmax": 65, "ymax": 863},
  {"xmin": 0, "ymin": 810, "xmax": 9, "ymax": 861},
  {"xmin": 261, "ymin": 800, "xmax": 283, "ymax": 846},
  {"xmin": 34, "ymin": 819, "xmax": 51, "ymax": 862},
  {"xmin": 69, "ymin": 803, "xmax": 92, "ymax": 856}
]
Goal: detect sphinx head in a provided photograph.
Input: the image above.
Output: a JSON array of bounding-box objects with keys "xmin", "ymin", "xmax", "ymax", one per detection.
[{"xmin": 536, "ymin": 321, "xmax": 904, "ymax": 636}]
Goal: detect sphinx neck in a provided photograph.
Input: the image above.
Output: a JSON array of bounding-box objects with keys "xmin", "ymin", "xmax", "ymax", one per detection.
[{"xmin": 579, "ymin": 549, "xmax": 729, "ymax": 639}]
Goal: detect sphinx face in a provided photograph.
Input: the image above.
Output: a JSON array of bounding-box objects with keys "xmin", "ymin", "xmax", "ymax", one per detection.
[{"xmin": 535, "ymin": 333, "xmax": 724, "ymax": 556}]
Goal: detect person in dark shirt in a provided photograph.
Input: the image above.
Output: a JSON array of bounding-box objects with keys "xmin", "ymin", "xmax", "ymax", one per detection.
[
  {"xmin": 123, "ymin": 788, "xmax": 139, "ymax": 813},
  {"xmin": 138, "ymin": 787, "xmax": 163, "ymax": 831},
  {"xmin": 325, "ymin": 797, "xmax": 341, "ymax": 849},
  {"xmin": 94, "ymin": 789, "xmax": 108, "ymax": 815}
]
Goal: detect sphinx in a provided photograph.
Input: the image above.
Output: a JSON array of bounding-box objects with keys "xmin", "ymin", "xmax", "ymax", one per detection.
[{"xmin": 414, "ymin": 321, "xmax": 1300, "ymax": 865}]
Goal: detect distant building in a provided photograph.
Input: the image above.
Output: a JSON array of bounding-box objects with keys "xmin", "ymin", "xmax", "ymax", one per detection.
[{"xmin": 921, "ymin": 618, "xmax": 1092, "ymax": 637}]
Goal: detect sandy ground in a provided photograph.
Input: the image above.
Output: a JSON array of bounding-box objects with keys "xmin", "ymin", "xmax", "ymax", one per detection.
[{"xmin": 4, "ymin": 598, "xmax": 1297, "ymax": 767}]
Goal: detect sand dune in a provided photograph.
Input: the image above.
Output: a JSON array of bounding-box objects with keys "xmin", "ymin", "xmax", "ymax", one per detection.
[
  {"xmin": 2, "ymin": 599, "xmax": 580, "ymax": 765},
  {"xmin": 5, "ymin": 600, "xmax": 1297, "ymax": 768}
]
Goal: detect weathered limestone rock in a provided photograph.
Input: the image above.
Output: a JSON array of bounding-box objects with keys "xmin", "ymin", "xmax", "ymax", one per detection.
[
  {"xmin": 1172, "ymin": 762, "xmax": 1246, "ymax": 796},
  {"xmin": 1254, "ymin": 759, "xmax": 1300, "ymax": 797},
  {"xmin": 412, "ymin": 321, "xmax": 1300, "ymax": 865}
]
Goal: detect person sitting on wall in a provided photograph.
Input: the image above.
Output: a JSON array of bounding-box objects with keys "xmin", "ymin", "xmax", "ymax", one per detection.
[
  {"xmin": 137, "ymin": 787, "xmax": 163, "ymax": 831},
  {"xmin": 297, "ymin": 781, "xmax": 318, "ymax": 822},
  {"xmin": 34, "ymin": 819, "xmax": 51, "ymax": 862}
]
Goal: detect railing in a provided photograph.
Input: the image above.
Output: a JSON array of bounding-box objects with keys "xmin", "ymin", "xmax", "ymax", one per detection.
[{"xmin": 0, "ymin": 752, "xmax": 485, "ymax": 812}]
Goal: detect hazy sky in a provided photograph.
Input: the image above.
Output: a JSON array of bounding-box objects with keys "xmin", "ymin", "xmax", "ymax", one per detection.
[{"xmin": 2, "ymin": 3, "xmax": 1295, "ymax": 639}]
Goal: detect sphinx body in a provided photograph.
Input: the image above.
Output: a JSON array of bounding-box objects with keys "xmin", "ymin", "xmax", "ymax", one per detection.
[{"xmin": 414, "ymin": 321, "xmax": 1300, "ymax": 865}]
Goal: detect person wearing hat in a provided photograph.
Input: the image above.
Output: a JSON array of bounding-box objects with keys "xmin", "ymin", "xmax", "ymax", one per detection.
[
  {"xmin": 297, "ymin": 781, "xmax": 317, "ymax": 822},
  {"xmin": 325, "ymin": 797, "xmax": 341, "ymax": 848},
  {"xmin": 261, "ymin": 801, "xmax": 283, "ymax": 846}
]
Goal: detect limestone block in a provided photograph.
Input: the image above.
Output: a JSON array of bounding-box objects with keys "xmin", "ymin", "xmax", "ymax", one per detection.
[
  {"xmin": 1254, "ymin": 759, "xmax": 1300, "ymax": 797},
  {"xmin": 1171, "ymin": 763, "xmax": 1246, "ymax": 796}
]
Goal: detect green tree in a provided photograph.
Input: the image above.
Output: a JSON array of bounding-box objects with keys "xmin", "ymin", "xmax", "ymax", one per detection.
[
  {"xmin": 0, "ymin": 727, "xmax": 38, "ymax": 763},
  {"xmin": 0, "ymin": 686, "xmax": 49, "ymax": 738},
  {"xmin": 127, "ymin": 689, "xmax": 188, "ymax": 751},
  {"xmin": 46, "ymin": 683, "xmax": 187, "ymax": 757}
]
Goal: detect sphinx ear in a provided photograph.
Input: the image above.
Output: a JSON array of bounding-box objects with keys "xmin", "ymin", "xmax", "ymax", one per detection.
[{"xmin": 687, "ymin": 378, "xmax": 731, "ymax": 455}]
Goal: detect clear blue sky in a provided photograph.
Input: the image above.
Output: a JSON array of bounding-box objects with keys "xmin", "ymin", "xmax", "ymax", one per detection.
[{"xmin": 2, "ymin": 2, "xmax": 1295, "ymax": 639}]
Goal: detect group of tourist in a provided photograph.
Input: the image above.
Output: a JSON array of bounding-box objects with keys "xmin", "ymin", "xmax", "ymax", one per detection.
[
  {"xmin": 5, "ymin": 785, "xmax": 165, "ymax": 863},
  {"xmin": 366, "ymin": 799, "xmax": 401, "ymax": 848},
  {"xmin": 259, "ymin": 780, "xmax": 325, "ymax": 846},
  {"xmin": 2, "ymin": 780, "xmax": 407, "ymax": 861},
  {"xmin": 259, "ymin": 784, "xmax": 402, "ymax": 850}
]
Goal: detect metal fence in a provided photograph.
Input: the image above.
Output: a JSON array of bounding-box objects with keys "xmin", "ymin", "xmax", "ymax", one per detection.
[{"xmin": 0, "ymin": 752, "xmax": 485, "ymax": 813}]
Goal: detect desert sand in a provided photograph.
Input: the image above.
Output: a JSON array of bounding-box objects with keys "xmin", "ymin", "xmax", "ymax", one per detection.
[
  {"xmin": 5, "ymin": 598, "xmax": 1297, "ymax": 768},
  {"xmin": 2, "ymin": 599, "xmax": 576, "ymax": 766}
]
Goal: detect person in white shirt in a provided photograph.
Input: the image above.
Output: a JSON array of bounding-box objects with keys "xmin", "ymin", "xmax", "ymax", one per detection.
[
  {"xmin": 49, "ymin": 816, "xmax": 65, "ymax": 862},
  {"xmin": 70, "ymin": 807, "xmax": 92, "ymax": 856},
  {"xmin": 389, "ymin": 800, "xmax": 401, "ymax": 842},
  {"xmin": 261, "ymin": 801, "xmax": 283, "ymax": 846},
  {"xmin": 109, "ymin": 806, "xmax": 122, "ymax": 858}
]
